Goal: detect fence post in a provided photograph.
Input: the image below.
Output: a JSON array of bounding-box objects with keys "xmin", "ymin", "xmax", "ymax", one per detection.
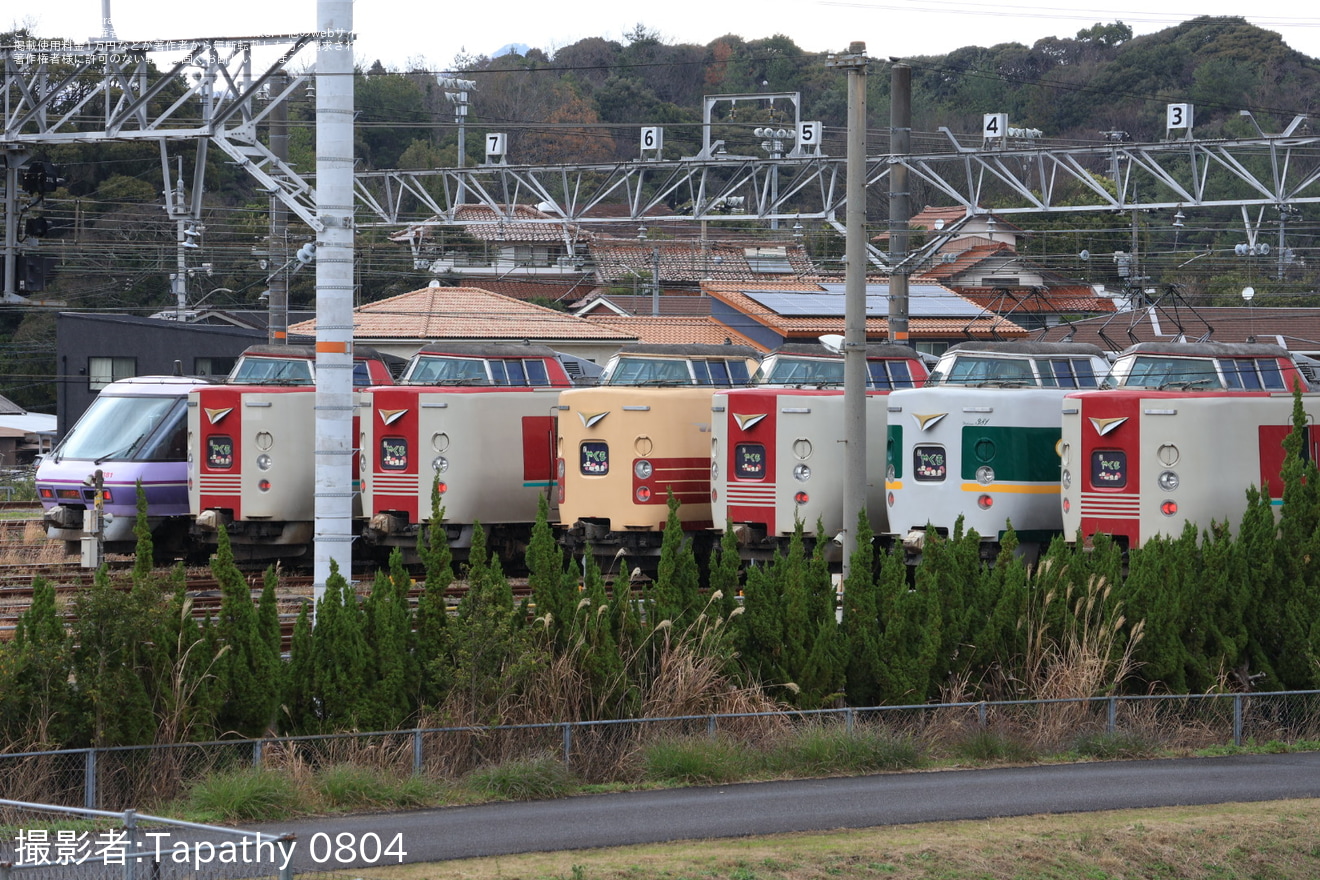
[
  {"xmin": 846, "ymin": 707, "xmax": 854, "ymax": 734},
  {"xmin": 84, "ymin": 748, "xmax": 97, "ymax": 811},
  {"xmin": 1107, "ymin": 696, "xmax": 1117, "ymax": 734},
  {"xmin": 561, "ymin": 723, "xmax": 572, "ymax": 766},
  {"xmin": 707, "ymin": 715, "xmax": 717, "ymax": 738},
  {"xmin": 122, "ymin": 809, "xmax": 136, "ymax": 880},
  {"xmin": 413, "ymin": 729, "xmax": 423, "ymax": 775},
  {"xmin": 977, "ymin": 702, "xmax": 987, "ymax": 729},
  {"xmin": 1233, "ymin": 694, "xmax": 1244, "ymax": 746},
  {"xmin": 252, "ymin": 740, "xmax": 264, "ymax": 769}
]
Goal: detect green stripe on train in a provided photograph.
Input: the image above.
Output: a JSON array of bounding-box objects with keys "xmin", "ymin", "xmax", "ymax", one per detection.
[{"xmin": 960, "ymin": 426, "xmax": 1060, "ymax": 482}]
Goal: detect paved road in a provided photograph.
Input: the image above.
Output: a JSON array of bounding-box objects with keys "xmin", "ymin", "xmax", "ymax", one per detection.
[{"xmin": 254, "ymin": 753, "xmax": 1320, "ymax": 872}]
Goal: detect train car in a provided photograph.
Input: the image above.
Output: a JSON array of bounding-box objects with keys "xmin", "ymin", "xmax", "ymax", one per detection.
[
  {"xmin": 1060, "ymin": 341, "xmax": 1314, "ymax": 550},
  {"xmin": 37, "ymin": 375, "xmax": 215, "ymax": 558},
  {"xmin": 710, "ymin": 343, "xmax": 929, "ymax": 559},
  {"xmin": 359, "ymin": 342, "xmax": 600, "ymax": 562},
  {"xmin": 556, "ymin": 343, "xmax": 761, "ymax": 563},
  {"xmin": 884, "ymin": 341, "xmax": 1110, "ymax": 560},
  {"xmin": 188, "ymin": 345, "xmax": 399, "ymax": 561}
]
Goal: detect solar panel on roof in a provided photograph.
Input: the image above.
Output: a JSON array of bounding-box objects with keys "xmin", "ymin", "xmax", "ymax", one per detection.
[{"xmin": 742, "ymin": 285, "xmax": 984, "ymax": 319}]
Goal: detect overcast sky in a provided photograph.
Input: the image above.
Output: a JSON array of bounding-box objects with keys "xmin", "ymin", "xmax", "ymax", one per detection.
[{"xmin": 11, "ymin": 1, "xmax": 1320, "ymax": 72}]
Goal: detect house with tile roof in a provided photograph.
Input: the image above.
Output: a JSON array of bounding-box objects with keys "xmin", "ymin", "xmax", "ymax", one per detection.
[
  {"xmin": 1037, "ymin": 305, "xmax": 1320, "ymax": 358},
  {"xmin": 892, "ymin": 206, "xmax": 1118, "ymax": 330},
  {"xmin": 287, "ymin": 285, "xmax": 636, "ymax": 365},
  {"xmin": 580, "ymin": 314, "xmax": 765, "ymax": 349},
  {"xmin": 700, "ymin": 280, "xmax": 1026, "ymax": 353},
  {"xmin": 392, "ymin": 205, "xmax": 819, "ymax": 305}
]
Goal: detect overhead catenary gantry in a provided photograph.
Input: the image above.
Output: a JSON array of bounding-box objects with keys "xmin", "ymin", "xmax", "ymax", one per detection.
[{"xmin": 6, "ymin": 38, "xmax": 1320, "ymax": 268}]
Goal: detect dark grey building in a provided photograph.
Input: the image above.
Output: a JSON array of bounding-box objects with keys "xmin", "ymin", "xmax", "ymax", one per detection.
[{"xmin": 54, "ymin": 312, "xmax": 311, "ymax": 437}]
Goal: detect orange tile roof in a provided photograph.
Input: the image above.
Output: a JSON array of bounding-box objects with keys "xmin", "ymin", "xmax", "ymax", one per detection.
[
  {"xmin": 583, "ymin": 315, "xmax": 766, "ymax": 349},
  {"xmin": 955, "ymin": 286, "xmax": 1117, "ymax": 314},
  {"xmin": 918, "ymin": 243, "xmax": 1015, "ymax": 280},
  {"xmin": 288, "ymin": 286, "xmax": 635, "ymax": 342},
  {"xmin": 701, "ymin": 282, "xmax": 1025, "ymax": 340},
  {"xmin": 592, "ymin": 237, "xmax": 816, "ymax": 283}
]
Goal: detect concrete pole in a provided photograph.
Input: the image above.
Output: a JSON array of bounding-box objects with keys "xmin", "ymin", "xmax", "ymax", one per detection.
[
  {"xmin": 268, "ymin": 72, "xmax": 289, "ymax": 344},
  {"xmin": 888, "ymin": 63, "xmax": 911, "ymax": 344},
  {"xmin": 828, "ymin": 43, "xmax": 870, "ymax": 578},
  {"xmin": 313, "ymin": 0, "xmax": 356, "ymax": 602}
]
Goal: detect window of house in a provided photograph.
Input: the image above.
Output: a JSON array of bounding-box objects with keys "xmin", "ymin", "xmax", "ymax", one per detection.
[{"xmin": 88, "ymin": 356, "xmax": 135, "ymax": 391}]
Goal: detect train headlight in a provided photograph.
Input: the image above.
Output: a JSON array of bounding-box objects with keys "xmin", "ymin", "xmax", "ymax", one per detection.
[
  {"xmin": 435, "ymin": 481, "xmax": 448, "ymax": 495},
  {"xmin": 710, "ymin": 461, "xmax": 719, "ymax": 481},
  {"xmin": 975, "ymin": 465, "xmax": 994, "ymax": 484},
  {"xmin": 793, "ymin": 463, "xmax": 811, "ymax": 482},
  {"xmin": 1160, "ymin": 500, "xmax": 1178, "ymax": 516},
  {"xmin": 1158, "ymin": 470, "xmax": 1179, "ymax": 491},
  {"xmin": 634, "ymin": 459, "xmax": 653, "ymax": 480},
  {"xmin": 1061, "ymin": 469, "xmax": 1071, "ymax": 489},
  {"xmin": 433, "ymin": 456, "xmax": 449, "ymax": 473},
  {"xmin": 557, "ymin": 458, "xmax": 566, "ymax": 479},
  {"xmin": 258, "ymin": 479, "xmax": 271, "ymax": 492},
  {"xmin": 636, "ymin": 485, "xmax": 652, "ymax": 503},
  {"xmin": 256, "ymin": 454, "xmax": 272, "ymax": 471},
  {"xmin": 794, "ymin": 491, "xmax": 809, "ymax": 505},
  {"xmin": 1062, "ymin": 497, "xmax": 1071, "ymax": 513},
  {"xmin": 887, "ymin": 464, "xmax": 896, "ymax": 481},
  {"xmin": 977, "ymin": 494, "xmax": 994, "ymax": 510}
]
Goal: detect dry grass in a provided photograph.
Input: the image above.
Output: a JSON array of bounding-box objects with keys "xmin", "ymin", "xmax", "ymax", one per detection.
[{"xmin": 352, "ymin": 799, "xmax": 1320, "ymax": 880}]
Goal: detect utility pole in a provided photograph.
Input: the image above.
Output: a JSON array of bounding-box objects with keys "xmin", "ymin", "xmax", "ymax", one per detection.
[
  {"xmin": 826, "ymin": 42, "xmax": 870, "ymax": 578},
  {"xmin": 267, "ymin": 72, "xmax": 290, "ymax": 343},
  {"xmin": 312, "ymin": 0, "xmax": 356, "ymax": 603},
  {"xmin": 888, "ymin": 63, "xmax": 911, "ymax": 345}
]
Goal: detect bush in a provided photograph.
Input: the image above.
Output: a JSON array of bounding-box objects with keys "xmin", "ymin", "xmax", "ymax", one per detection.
[
  {"xmin": 186, "ymin": 768, "xmax": 303, "ymax": 821},
  {"xmin": 315, "ymin": 763, "xmax": 438, "ymax": 810},
  {"xmin": 1070, "ymin": 730, "xmax": 1157, "ymax": 760},
  {"xmin": 640, "ymin": 735, "xmax": 753, "ymax": 784},
  {"xmin": 466, "ymin": 755, "xmax": 577, "ymax": 800},
  {"xmin": 950, "ymin": 730, "xmax": 1036, "ymax": 764},
  {"xmin": 763, "ymin": 724, "xmax": 924, "ymax": 776}
]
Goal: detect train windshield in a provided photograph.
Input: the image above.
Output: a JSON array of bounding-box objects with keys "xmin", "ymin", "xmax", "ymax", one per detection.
[
  {"xmin": 1119, "ymin": 356, "xmax": 1224, "ymax": 389},
  {"xmin": 606, "ymin": 357, "xmax": 695, "ymax": 385},
  {"xmin": 753, "ymin": 356, "xmax": 844, "ymax": 386},
  {"xmin": 933, "ymin": 355, "xmax": 1039, "ymax": 386},
  {"xmin": 403, "ymin": 356, "xmax": 490, "ymax": 385},
  {"xmin": 229, "ymin": 356, "xmax": 314, "ymax": 385},
  {"xmin": 54, "ymin": 395, "xmax": 188, "ymax": 463},
  {"xmin": 929, "ymin": 355, "xmax": 1100, "ymax": 388}
]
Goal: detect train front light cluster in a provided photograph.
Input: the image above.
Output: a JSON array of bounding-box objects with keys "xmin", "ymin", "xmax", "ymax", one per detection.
[{"xmin": 634, "ymin": 458, "xmax": 654, "ymax": 503}]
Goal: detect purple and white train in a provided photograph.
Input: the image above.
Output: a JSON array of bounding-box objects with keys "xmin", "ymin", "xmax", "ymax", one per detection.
[{"xmin": 36, "ymin": 375, "xmax": 216, "ymax": 558}]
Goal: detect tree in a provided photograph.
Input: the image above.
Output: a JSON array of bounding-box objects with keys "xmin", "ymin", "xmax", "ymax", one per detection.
[{"xmin": 210, "ymin": 527, "xmax": 281, "ymax": 737}]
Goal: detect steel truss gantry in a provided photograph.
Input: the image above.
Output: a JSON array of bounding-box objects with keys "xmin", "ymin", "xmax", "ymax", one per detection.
[{"xmin": 6, "ymin": 38, "xmax": 1320, "ymax": 265}]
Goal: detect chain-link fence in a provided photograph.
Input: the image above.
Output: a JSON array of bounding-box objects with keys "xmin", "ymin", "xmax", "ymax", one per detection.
[{"xmin": 3, "ymin": 690, "xmax": 1319, "ymax": 814}]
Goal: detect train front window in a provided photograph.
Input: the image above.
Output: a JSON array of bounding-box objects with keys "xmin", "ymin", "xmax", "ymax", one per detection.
[
  {"xmin": 1045, "ymin": 358, "xmax": 1101, "ymax": 388},
  {"xmin": 55, "ymin": 396, "xmax": 185, "ymax": 462},
  {"xmin": 607, "ymin": 357, "xmax": 693, "ymax": 385},
  {"xmin": 403, "ymin": 356, "xmax": 490, "ymax": 385},
  {"xmin": 230, "ymin": 356, "xmax": 314, "ymax": 385},
  {"xmin": 1122, "ymin": 356, "xmax": 1221, "ymax": 389},
  {"xmin": 869, "ymin": 360, "xmax": 917, "ymax": 390},
  {"xmin": 941, "ymin": 356, "xmax": 1036, "ymax": 386},
  {"xmin": 756, "ymin": 357, "xmax": 844, "ymax": 386}
]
